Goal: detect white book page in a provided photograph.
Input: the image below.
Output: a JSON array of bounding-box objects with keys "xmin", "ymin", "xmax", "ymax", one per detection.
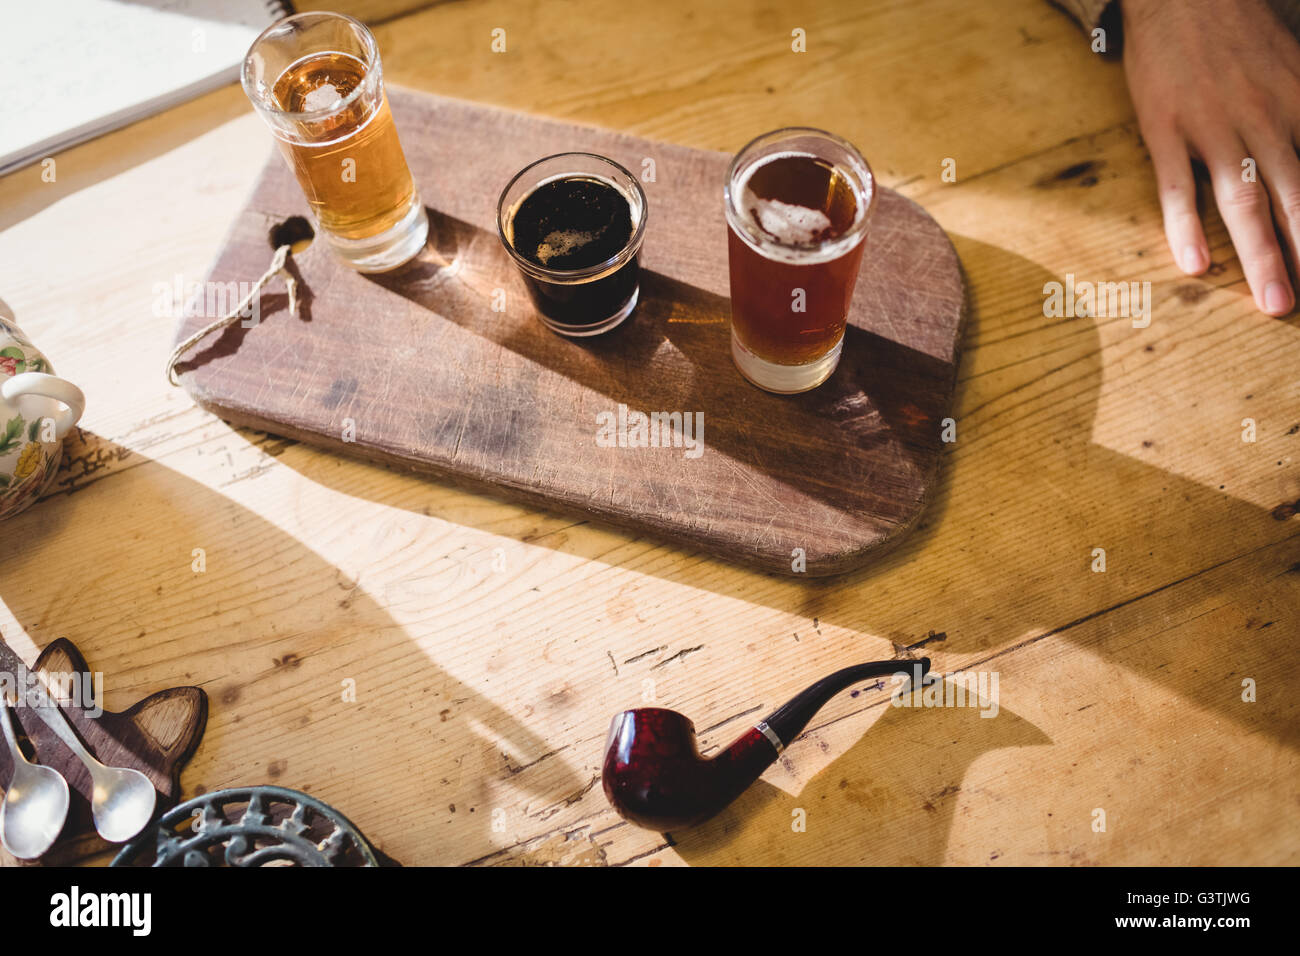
[{"xmin": 1, "ymin": 0, "xmax": 284, "ymax": 175}]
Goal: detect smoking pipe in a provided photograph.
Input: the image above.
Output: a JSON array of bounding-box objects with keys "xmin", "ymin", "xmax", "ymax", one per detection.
[{"xmin": 602, "ymin": 657, "xmax": 930, "ymax": 831}]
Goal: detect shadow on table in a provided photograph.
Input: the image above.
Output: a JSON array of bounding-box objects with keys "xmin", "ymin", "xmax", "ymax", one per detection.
[
  {"xmin": 357, "ymin": 207, "xmax": 956, "ymax": 560},
  {"xmin": 672, "ymin": 694, "xmax": 1051, "ymax": 866},
  {"xmin": 197, "ymin": 228, "xmax": 1297, "ymax": 867},
  {"xmin": 0, "ymin": 431, "xmax": 587, "ymax": 865},
  {"xmin": 299, "ymin": 226, "xmax": 1295, "ymax": 741}
]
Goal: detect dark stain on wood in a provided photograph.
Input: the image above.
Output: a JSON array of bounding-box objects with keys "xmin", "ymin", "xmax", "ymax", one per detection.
[
  {"xmin": 850, "ymin": 678, "xmax": 886, "ymax": 697},
  {"xmin": 624, "ymin": 646, "xmax": 667, "ymax": 665},
  {"xmin": 1036, "ymin": 160, "xmax": 1104, "ymax": 188},
  {"xmin": 1271, "ymin": 499, "xmax": 1300, "ymax": 520},
  {"xmin": 53, "ymin": 428, "xmax": 135, "ymax": 496},
  {"xmin": 248, "ymin": 431, "xmax": 299, "ymax": 457},
  {"xmin": 1174, "ymin": 283, "xmax": 1211, "ymax": 304},
  {"xmin": 325, "ymin": 377, "xmax": 357, "ymax": 409},
  {"xmin": 650, "ymin": 644, "xmax": 704, "ymax": 669},
  {"xmin": 893, "ymin": 629, "xmax": 948, "ymax": 655}
]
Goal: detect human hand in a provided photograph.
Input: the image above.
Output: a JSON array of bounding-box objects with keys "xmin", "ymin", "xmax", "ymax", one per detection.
[{"xmin": 1122, "ymin": 0, "xmax": 1300, "ymax": 315}]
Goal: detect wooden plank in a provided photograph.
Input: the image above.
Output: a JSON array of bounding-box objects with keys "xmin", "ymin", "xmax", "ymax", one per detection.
[{"xmin": 174, "ymin": 89, "xmax": 966, "ymax": 576}]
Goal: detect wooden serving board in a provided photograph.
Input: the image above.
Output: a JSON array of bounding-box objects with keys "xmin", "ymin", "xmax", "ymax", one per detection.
[
  {"xmin": 175, "ymin": 89, "xmax": 966, "ymax": 576},
  {"xmin": 0, "ymin": 634, "xmax": 207, "ymax": 865}
]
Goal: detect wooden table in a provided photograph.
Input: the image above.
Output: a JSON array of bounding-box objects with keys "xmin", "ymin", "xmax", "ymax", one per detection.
[{"xmin": 0, "ymin": 0, "xmax": 1295, "ymax": 867}]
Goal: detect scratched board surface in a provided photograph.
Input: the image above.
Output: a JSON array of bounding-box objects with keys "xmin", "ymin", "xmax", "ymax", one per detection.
[{"xmin": 173, "ymin": 88, "xmax": 966, "ymax": 575}]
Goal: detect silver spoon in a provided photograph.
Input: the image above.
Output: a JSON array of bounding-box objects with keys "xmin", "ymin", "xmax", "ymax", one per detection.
[
  {"xmin": 0, "ymin": 697, "xmax": 70, "ymax": 859},
  {"xmin": 25, "ymin": 687, "xmax": 156, "ymax": 843}
]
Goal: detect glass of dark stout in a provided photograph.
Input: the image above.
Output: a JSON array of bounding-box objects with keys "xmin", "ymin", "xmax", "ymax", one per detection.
[
  {"xmin": 497, "ymin": 153, "xmax": 648, "ymax": 337},
  {"xmin": 725, "ymin": 128, "xmax": 875, "ymax": 393}
]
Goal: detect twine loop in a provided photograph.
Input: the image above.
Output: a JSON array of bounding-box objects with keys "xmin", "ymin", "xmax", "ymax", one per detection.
[{"xmin": 165, "ymin": 243, "xmax": 298, "ymax": 386}]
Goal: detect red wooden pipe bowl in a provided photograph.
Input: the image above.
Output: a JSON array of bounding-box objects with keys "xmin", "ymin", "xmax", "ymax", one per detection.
[{"xmin": 601, "ymin": 707, "xmax": 774, "ymax": 831}]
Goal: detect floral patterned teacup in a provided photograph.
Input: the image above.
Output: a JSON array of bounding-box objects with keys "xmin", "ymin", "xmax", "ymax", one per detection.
[{"xmin": 0, "ymin": 302, "xmax": 85, "ymax": 520}]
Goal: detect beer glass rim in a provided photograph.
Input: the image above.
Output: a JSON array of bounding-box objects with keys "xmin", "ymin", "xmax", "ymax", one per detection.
[
  {"xmin": 724, "ymin": 126, "xmax": 876, "ymax": 265},
  {"xmin": 497, "ymin": 152, "xmax": 648, "ymax": 283},
  {"xmin": 241, "ymin": 12, "xmax": 381, "ymax": 122}
]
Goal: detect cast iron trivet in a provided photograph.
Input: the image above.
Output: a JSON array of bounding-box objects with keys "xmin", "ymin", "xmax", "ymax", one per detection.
[{"xmin": 111, "ymin": 785, "xmax": 394, "ymax": 867}]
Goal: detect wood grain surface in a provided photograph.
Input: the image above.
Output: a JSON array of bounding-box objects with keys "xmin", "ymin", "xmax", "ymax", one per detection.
[
  {"xmin": 0, "ymin": 0, "xmax": 1296, "ymax": 867},
  {"xmin": 174, "ymin": 90, "xmax": 965, "ymax": 576}
]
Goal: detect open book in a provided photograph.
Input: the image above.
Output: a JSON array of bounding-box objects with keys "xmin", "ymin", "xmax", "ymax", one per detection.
[{"xmin": 1, "ymin": 0, "xmax": 293, "ymax": 176}]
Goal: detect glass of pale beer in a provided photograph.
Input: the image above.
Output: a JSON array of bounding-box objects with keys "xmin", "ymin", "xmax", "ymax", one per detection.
[{"xmin": 241, "ymin": 12, "xmax": 428, "ymax": 272}]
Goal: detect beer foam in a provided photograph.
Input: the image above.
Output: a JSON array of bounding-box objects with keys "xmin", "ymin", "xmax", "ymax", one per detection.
[
  {"xmin": 510, "ymin": 174, "xmax": 634, "ymax": 270},
  {"xmin": 536, "ymin": 229, "xmax": 595, "ymax": 265},
  {"xmin": 734, "ymin": 149, "xmax": 868, "ymax": 252},
  {"xmin": 748, "ymin": 197, "xmax": 834, "ymax": 246},
  {"xmin": 302, "ymin": 83, "xmax": 345, "ymax": 111}
]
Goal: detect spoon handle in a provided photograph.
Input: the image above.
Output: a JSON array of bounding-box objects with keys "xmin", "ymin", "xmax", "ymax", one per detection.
[
  {"xmin": 0, "ymin": 699, "xmax": 25, "ymax": 765},
  {"xmin": 0, "ymin": 633, "xmax": 105, "ymax": 774},
  {"xmin": 21, "ymin": 687, "xmax": 105, "ymax": 775}
]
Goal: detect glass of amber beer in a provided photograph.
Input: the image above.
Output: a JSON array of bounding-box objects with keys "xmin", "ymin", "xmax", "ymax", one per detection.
[
  {"xmin": 724, "ymin": 128, "xmax": 875, "ymax": 393},
  {"xmin": 241, "ymin": 13, "xmax": 428, "ymax": 272}
]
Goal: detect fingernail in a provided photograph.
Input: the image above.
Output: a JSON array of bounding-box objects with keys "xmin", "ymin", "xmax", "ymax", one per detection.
[
  {"xmin": 1263, "ymin": 281, "xmax": 1293, "ymax": 315},
  {"xmin": 1181, "ymin": 245, "xmax": 1206, "ymax": 273}
]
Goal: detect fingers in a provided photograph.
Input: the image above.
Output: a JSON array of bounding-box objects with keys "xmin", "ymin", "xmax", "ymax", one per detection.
[
  {"xmin": 1202, "ymin": 135, "xmax": 1295, "ymax": 316},
  {"xmin": 1145, "ymin": 125, "xmax": 1211, "ymax": 275},
  {"xmin": 1253, "ymin": 138, "xmax": 1300, "ymax": 292}
]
